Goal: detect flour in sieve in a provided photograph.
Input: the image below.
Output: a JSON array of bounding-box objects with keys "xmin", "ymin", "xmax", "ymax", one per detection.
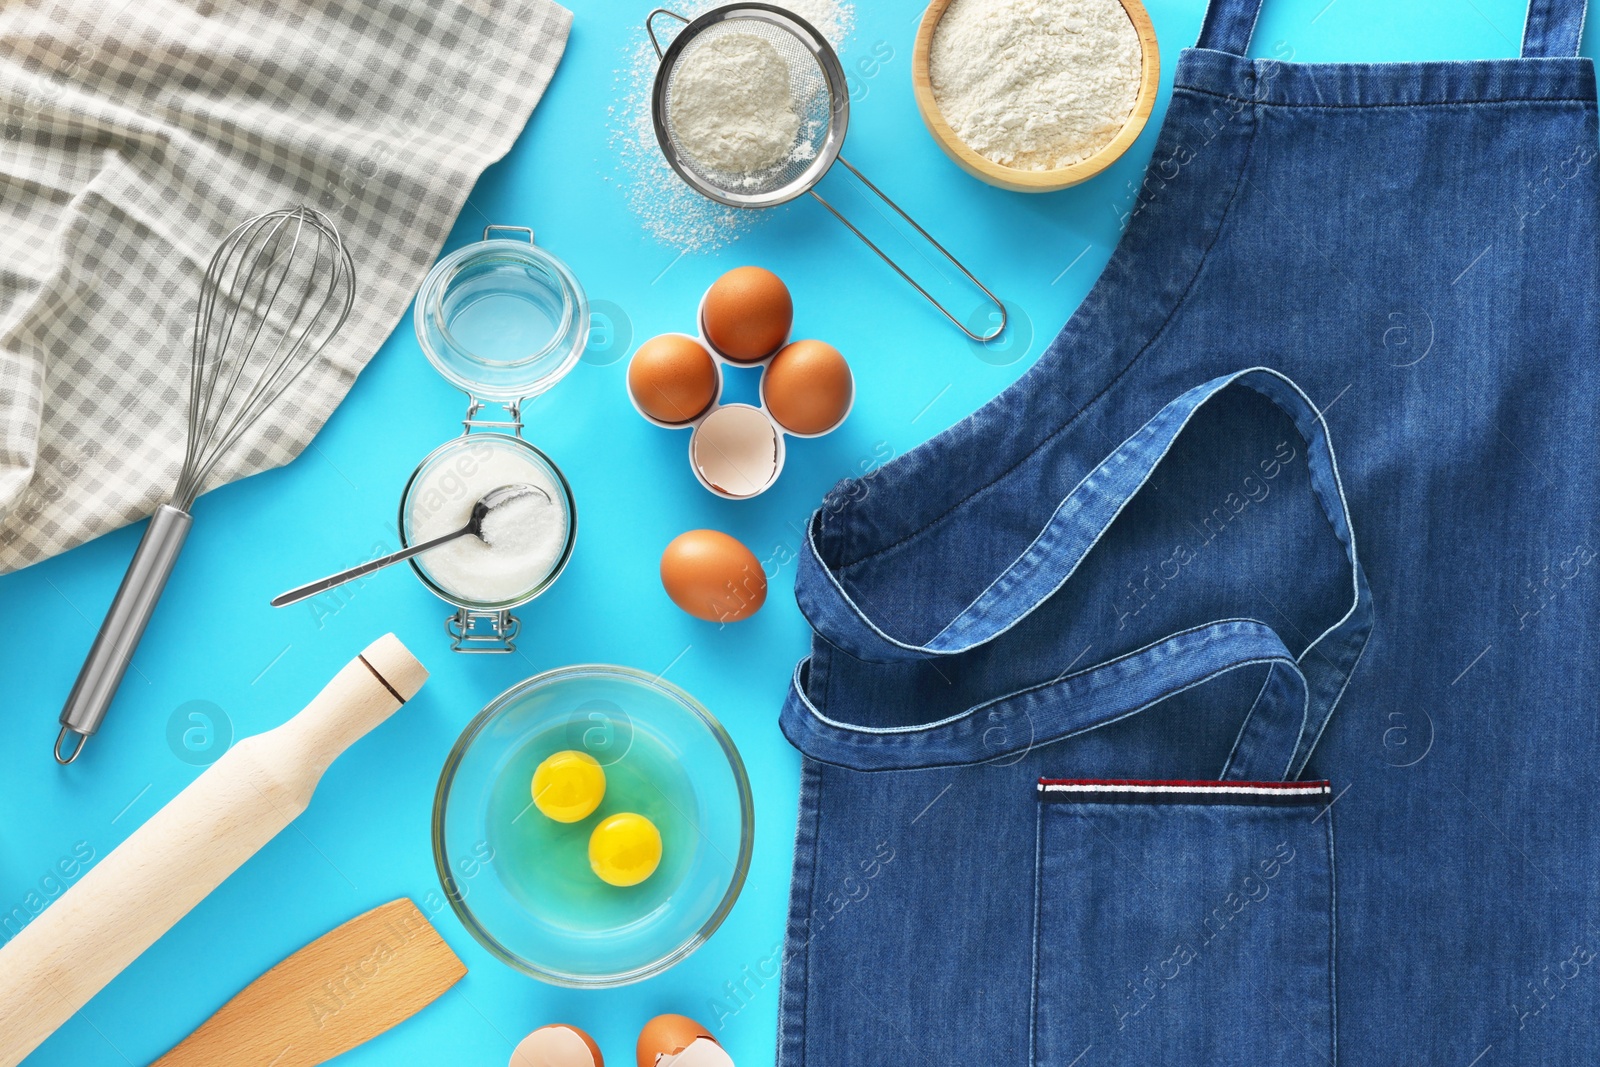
[
  {"xmin": 669, "ymin": 33, "xmax": 802, "ymax": 180},
  {"xmin": 930, "ymin": 0, "xmax": 1142, "ymax": 171},
  {"xmin": 609, "ymin": 0, "xmax": 854, "ymax": 252}
]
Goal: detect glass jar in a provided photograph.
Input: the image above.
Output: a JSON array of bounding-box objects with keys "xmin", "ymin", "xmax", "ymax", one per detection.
[
  {"xmin": 403, "ymin": 225, "xmax": 586, "ymax": 651},
  {"xmin": 399, "ymin": 435, "xmax": 577, "ymax": 651}
]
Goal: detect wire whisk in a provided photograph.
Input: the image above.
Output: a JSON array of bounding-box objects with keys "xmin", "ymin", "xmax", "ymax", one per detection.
[
  {"xmin": 177, "ymin": 208, "xmax": 356, "ymax": 507},
  {"xmin": 55, "ymin": 206, "xmax": 356, "ymax": 763}
]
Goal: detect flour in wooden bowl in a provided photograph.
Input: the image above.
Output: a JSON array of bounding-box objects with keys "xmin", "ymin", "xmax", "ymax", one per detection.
[{"xmin": 929, "ymin": 0, "xmax": 1142, "ymax": 172}]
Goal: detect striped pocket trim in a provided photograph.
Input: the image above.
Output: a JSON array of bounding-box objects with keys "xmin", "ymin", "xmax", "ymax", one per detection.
[{"xmin": 1037, "ymin": 779, "xmax": 1332, "ymax": 806}]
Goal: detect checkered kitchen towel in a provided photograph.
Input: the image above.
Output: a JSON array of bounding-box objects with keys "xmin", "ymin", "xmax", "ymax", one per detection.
[{"xmin": 0, "ymin": 0, "xmax": 571, "ymax": 570}]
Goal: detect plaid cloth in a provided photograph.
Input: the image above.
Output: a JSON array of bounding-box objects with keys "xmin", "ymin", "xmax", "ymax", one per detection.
[{"xmin": 0, "ymin": 0, "xmax": 571, "ymax": 571}]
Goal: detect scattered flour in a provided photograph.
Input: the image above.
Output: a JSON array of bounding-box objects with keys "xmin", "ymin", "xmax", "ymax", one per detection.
[
  {"xmin": 929, "ymin": 0, "xmax": 1142, "ymax": 171},
  {"xmin": 609, "ymin": 0, "xmax": 854, "ymax": 253},
  {"xmin": 669, "ymin": 32, "xmax": 801, "ymax": 178}
]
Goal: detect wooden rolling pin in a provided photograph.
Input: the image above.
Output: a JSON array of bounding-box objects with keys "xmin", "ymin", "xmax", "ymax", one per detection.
[{"xmin": 0, "ymin": 633, "xmax": 427, "ymax": 1067}]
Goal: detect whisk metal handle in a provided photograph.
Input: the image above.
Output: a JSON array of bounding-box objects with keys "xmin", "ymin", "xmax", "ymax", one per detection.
[
  {"xmin": 55, "ymin": 504, "xmax": 194, "ymax": 764},
  {"xmin": 811, "ymin": 156, "xmax": 1008, "ymax": 343}
]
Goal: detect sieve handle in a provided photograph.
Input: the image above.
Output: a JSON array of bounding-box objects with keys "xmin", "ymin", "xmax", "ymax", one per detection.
[
  {"xmin": 646, "ymin": 8, "xmax": 689, "ymax": 58},
  {"xmin": 811, "ymin": 156, "xmax": 1008, "ymax": 343}
]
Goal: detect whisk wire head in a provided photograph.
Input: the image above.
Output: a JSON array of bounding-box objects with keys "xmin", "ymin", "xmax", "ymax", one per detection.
[
  {"xmin": 187, "ymin": 213, "xmax": 296, "ymax": 466},
  {"xmin": 176, "ymin": 206, "xmax": 355, "ymax": 508}
]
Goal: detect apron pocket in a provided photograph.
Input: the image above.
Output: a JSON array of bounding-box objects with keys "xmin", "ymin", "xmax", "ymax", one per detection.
[{"xmin": 1033, "ymin": 779, "xmax": 1336, "ymax": 1066}]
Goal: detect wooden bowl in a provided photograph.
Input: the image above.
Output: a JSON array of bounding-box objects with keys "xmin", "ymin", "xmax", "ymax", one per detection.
[{"xmin": 911, "ymin": 0, "xmax": 1161, "ymax": 193}]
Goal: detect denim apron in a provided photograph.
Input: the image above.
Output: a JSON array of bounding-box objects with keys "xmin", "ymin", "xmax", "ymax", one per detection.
[{"xmin": 776, "ymin": 1, "xmax": 1600, "ymax": 1063}]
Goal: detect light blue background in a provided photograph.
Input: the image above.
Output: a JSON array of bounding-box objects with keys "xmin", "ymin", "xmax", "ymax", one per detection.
[{"xmin": 0, "ymin": 0, "xmax": 1578, "ymax": 1063}]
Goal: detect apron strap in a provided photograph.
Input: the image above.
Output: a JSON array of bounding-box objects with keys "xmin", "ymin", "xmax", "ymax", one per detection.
[
  {"xmin": 782, "ymin": 618, "xmax": 1313, "ymax": 780},
  {"xmin": 798, "ymin": 370, "xmax": 1362, "ymax": 661},
  {"xmin": 1195, "ymin": 0, "xmax": 1264, "ymax": 56},
  {"xmin": 1523, "ymin": 0, "xmax": 1588, "ymax": 57},
  {"xmin": 1198, "ymin": 0, "xmax": 1587, "ymax": 58},
  {"xmin": 791, "ymin": 368, "xmax": 1372, "ymax": 779}
]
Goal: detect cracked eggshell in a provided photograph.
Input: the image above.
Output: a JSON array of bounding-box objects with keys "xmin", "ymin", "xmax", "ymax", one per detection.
[
  {"xmin": 511, "ymin": 1024, "xmax": 603, "ymax": 1067},
  {"xmin": 637, "ymin": 1015, "xmax": 732, "ymax": 1067},
  {"xmin": 657, "ymin": 1037, "xmax": 735, "ymax": 1067}
]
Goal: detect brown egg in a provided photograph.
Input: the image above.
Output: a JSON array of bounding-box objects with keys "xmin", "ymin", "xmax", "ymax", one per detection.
[
  {"xmin": 636, "ymin": 1014, "xmax": 720, "ymax": 1067},
  {"xmin": 629, "ymin": 334, "xmax": 719, "ymax": 424},
  {"xmin": 762, "ymin": 340, "xmax": 853, "ymax": 435},
  {"xmin": 660, "ymin": 530, "xmax": 767, "ymax": 623},
  {"xmin": 701, "ymin": 266, "xmax": 792, "ymax": 363},
  {"xmin": 510, "ymin": 1023, "xmax": 603, "ymax": 1067}
]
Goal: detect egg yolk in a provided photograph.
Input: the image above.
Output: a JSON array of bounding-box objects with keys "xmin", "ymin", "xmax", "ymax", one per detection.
[
  {"xmin": 531, "ymin": 750, "xmax": 606, "ymax": 823},
  {"xmin": 588, "ymin": 812, "xmax": 662, "ymax": 887}
]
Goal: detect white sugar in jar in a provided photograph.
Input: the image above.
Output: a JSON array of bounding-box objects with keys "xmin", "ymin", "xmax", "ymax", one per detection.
[{"xmin": 402, "ymin": 436, "xmax": 574, "ymax": 608}]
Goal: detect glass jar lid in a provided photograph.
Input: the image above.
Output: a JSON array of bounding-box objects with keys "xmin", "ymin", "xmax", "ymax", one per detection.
[{"xmin": 415, "ymin": 226, "xmax": 588, "ymax": 402}]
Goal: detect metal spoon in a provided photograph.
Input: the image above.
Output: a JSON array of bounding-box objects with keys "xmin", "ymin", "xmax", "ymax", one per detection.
[{"xmin": 270, "ymin": 483, "xmax": 549, "ymax": 608}]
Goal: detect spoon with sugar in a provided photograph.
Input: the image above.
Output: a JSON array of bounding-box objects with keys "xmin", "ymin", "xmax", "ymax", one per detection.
[{"xmin": 270, "ymin": 483, "xmax": 548, "ymax": 608}]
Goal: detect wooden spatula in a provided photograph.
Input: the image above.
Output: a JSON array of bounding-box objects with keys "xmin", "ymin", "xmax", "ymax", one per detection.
[{"xmin": 152, "ymin": 899, "xmax": 466, "ymax": 1067}]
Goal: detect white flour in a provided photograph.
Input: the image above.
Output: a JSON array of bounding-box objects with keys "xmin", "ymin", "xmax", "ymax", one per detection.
[
  {"xmin": 930, "ymin": 0, "xmax": 1141, "ymax": 171},
  {"xmin": 609, "ymin": 0, "xmax": 854, "ymax": 252},
  {"xmin": 669, "ymin": 32, "xmax": 801, "ymax": 178}
]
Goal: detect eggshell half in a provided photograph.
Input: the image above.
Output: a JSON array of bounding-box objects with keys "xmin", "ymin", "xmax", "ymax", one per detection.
[
  {"xmin": 658, "ymin": 1037, "xmax": 735, "ymax": 1067},
  {"xmin": 511, "ymin": 1024, "xmax": 603, "ymax": 1067},
  {"xmin": 689, "ymin": 405, "xmax": 781, "ymax": 498},
  {"xmin": 637, "ymin": 1015, "xmax": 719, "ymax": 1067}
]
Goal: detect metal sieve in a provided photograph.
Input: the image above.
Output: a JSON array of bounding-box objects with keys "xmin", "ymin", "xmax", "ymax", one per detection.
[{"xmin": 647, "ymin": 4, "xmax": 1006, "ymax": 342}]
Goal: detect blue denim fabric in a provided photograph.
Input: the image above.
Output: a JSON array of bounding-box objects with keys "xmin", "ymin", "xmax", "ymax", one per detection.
[
  {"xmin": 775, "ymin": 0, "xmax": 1600, "ymax": 1063},
  {"xmin": 1034, "ymin": 781, "xmax": 1335, "ymax": 1064}
]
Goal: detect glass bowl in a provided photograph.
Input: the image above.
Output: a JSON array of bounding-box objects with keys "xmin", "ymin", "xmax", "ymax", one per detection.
[
  {"xmin": 398, "ymin": 434, "xmax": 577, "ymax": 611},
  {"xmin": 414, "ymin": 230, "xmax": 588, "ymax": 402},
  {"xmin": 432, "ymin": 665, "xmax": 754, "ymax": 986}
]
